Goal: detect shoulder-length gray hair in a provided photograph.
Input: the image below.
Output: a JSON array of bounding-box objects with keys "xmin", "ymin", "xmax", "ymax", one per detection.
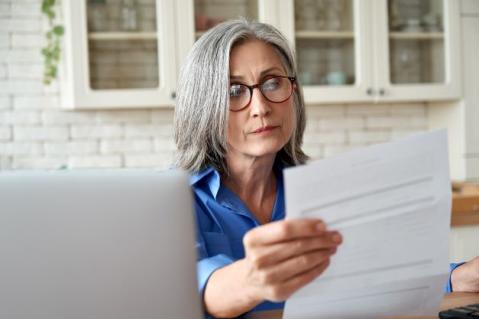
[{"xmin": 174, "ymin": 18, "xmax": 308, "ymax": 175}]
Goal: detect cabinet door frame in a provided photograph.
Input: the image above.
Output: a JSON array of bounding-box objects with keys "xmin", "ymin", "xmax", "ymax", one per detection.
[
  {"xmin": 61, "ymin": 0, "xmax": 177, "ymax": 109},
  {"xmin": 279, "ymin": 0, "xmax": 374, "ymax": 105},
  {"xmin": 462, "ymin": 16, "xmax": 479, "ymax": 178},
  {"xmin": 175, "ymin": 1, "xmax": 195, "ymax": 79},
  {"xmin": 259, "ymin": 0, "xmax": 295, "ymax": 45},
  {"xmin": 373, "ymin": 0, "xmax": 461, "ymax": 102}
]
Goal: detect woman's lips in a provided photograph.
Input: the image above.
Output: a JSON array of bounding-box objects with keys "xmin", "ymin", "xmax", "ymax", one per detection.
[{"xmin": 252, "ymin": 125, "xmax": 279, "ymax": 134}]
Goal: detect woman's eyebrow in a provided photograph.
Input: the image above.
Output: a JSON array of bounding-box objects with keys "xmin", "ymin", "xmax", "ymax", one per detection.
[
  {"xmin": 229, "ymin": 67, "xmax": 285, "ymax": 80},
  {"xmin": 260, "ymin": 67, "xmax": 284, "ymax": 77}
]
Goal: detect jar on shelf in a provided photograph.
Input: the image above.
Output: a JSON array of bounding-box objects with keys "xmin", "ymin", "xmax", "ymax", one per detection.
[
  {"xmin": 88, "ymin": 0, "xmax": 108, "ymax": 32},
  {"xmin": 121, "ymin": 0, "xmax": 139, "ymax": 31}
]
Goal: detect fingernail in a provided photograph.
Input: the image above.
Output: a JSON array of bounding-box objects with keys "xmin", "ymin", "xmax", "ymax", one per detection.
[
  {"xmin": 317, "ymin": 222, "xmax": 326, "ymax": 232},
  {"xmin": 332, "ymin": 233, "xmax": 342, "ymax": 243}
]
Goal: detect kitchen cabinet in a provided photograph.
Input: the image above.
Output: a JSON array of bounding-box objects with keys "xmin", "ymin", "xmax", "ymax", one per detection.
[
  {"xmin": 62, "ymin": 0, "xmax": 461, "ymax": 109},
  {"xmin": 62, "ymin": 0, "xmax": 193, "ymax": 109},
  {"xmin": 430, "ymin": 0, "xmax": 479, "ymax": 182},
  {"xmin": 277, "ymin": 0, "xmax": 461, "ymax": 104},
  {"xmin": 461, "ymin": 0, "xmax": 479, "ymax": 15},
  {"xmin": 462, "ymin": 10, "xmax": 479, "ymax": 179}
]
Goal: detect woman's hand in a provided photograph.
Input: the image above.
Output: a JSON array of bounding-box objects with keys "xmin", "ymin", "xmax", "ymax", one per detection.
[
  {"xmin": 241, "ymin": 218, "xmax": 342, "ymax": 303},
  {"xmin": 203, "ymin": 218, "xmax": 342, "ymax": 318},
  {"xmin": 451, "ymin": 256, "xmax": 479, "ymax": 292}
]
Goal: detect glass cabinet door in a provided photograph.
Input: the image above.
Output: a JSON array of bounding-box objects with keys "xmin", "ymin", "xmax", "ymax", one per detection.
[
  {"xmin": 193, "ymin": 0, "xmax": 258, "ymax": 39},
  {"xmin": 290, "ymin": 0, "xmax": 373, "ymax": 104},
  {"xmin": 375, "ymin": 0, "xmax": 460, "ymax": 102},
  {"xmin": 388, "ymin": 0, "xmax": 444, "ymax": 85},
  {"xmin": 86, "ymin": 0, "xmax": 159, "ymax": 90},
  {"xmin": 294, "ymin": 0, "xmax": 355, "ymax": 87},
  {"xmin": 63, "ymin": 0, "xmax": 178, "ymax": 108}
]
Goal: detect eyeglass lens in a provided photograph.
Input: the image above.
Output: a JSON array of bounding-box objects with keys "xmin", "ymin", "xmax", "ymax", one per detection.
[{"xmin": 229, "ymin": 76, "xmax": 293, "ymax": 111}]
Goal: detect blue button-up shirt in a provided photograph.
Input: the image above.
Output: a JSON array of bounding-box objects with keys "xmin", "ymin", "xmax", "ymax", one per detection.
[
  {"xmin": 190, "ymin": 165, "xmax": 285, "ymax": 314},
  {"xmin": 190, "ymin": 165, "xmax": 463, "ymax": 317}
]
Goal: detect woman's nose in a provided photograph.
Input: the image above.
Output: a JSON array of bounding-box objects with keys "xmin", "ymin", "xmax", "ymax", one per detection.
[{"xmin": 249, "ymin": 88, "xmax": 271, "ymax": 117}]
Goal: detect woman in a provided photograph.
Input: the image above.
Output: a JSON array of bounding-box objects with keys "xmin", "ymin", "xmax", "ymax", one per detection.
[{"xmin": 174, "ymin": 19, "xmax": 479, "ymax": 318}]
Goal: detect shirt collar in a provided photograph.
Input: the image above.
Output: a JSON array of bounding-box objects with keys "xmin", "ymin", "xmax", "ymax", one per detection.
[
  {"xmin": 190, "ymin": 162, "xmax": 286, "ymax": 219},
  {"xmin": 189, "ymin": 167, "xmax": 221, "ymax": 198}
]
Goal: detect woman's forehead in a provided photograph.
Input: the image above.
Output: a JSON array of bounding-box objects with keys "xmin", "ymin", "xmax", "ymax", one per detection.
[{"xmin": 229, "ymin": 39, "xmax": 286, "ymax": 77}]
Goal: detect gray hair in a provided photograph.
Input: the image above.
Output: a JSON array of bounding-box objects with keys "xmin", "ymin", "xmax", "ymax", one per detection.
[{"xmin": 174, "ymin": 18, "xmax": 308, "ymax": 174}]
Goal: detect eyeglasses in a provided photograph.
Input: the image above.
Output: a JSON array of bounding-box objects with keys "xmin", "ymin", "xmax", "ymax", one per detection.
[{"xmin": 229, "ymin": 75, "xmax": 296, "ymax": 112}]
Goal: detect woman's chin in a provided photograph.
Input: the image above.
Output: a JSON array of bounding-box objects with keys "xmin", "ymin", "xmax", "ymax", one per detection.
[{"xmin": 243, "ymin": 143, "xmax": 285, "ymax": 158}]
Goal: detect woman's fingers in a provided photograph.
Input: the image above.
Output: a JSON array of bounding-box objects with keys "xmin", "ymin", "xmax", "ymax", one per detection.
[
  {"xmin": 248, "ymin": 231, "xmax": 342, "ymax": 268},
  {"xmin": 241, "ymin": 218, "xmax": 342, "ymax": 303},
  {"xmin": 265, "ymin": 259, "xmax": 331, "ymax": 302},
  {"xmin": 244, "ymin": 219, "xmax": 326, "ymax": 247},
  {"xmin": 259, "ymin": 248, "xmax": 334, "ymax": 286}
]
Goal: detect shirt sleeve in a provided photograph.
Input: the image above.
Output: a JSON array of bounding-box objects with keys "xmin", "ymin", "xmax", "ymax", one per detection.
[
  {"xmin": 195, "ymin": 231, "xmax": 234, "ymax": 297},
  {"xmin": 445, "ymin": 262, "xmax": 466, "ymax": 293}
]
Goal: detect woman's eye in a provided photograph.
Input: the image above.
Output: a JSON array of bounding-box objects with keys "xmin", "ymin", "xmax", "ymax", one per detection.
[
  {"xmin": 230, "ymin": 85, "xmax": 245, "ymax": 98},
  {"xmin": 262, "ymin": 78, "xmax": 280, "ymax": 91}
]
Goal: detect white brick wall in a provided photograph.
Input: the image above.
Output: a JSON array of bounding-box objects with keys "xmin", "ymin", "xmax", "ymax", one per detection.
[
  {"xmin": 11, "ymin": 34, "xmax": 44, "ymax": 48},
  {"xmin": 0, "ymin": 96, "xmax": 11, "ymax": 109},
  {"xmin": 100, "ymin": 139, "xmax": 152, "ymax": 154},
  {"xmin": 70, "ymin": 125, "xmax": 123, "ymax": 139},
  {"xmin": 44, "ymin": 141, "xmax": 98, "ymax": 156},
  {"xmin": 0, "ymin": 126, "xmax": 12, "ymax": 140},
  {"xmin": 0, "ymin": 110, "xmax": 40, "ymax": 125},
  {"xmin": 11, "ymin": 3, "xmax": 41, "ymax": 17},
  {"xmin": 69, "ymin": 155, "xmax": 122, "ymax": 169},
  {"xmin": 14, "ymin": 96, "xmax": 59, "ymax": 109},
  {"xmin": 0, "ymin": 0, "xmax": 434, "ymax": 170},
  {"xmin": 0, "ymin": 34, "xmax": 9, "ymax": 48},
  {"xmin": 14, "ymin": 126, "xmax": 69, "ymax": 141},
  {"xmin": 8, "ymin": 63, "xmax": 43, "ymax": 79}
]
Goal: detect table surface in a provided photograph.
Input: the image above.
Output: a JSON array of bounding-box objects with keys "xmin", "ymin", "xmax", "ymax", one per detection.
[{"xmin": 246, "ymin": 292, "xmax": 479, "ymax": 319}]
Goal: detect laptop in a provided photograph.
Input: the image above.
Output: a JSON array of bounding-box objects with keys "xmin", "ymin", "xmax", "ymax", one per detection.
[{"xmin": 0, "ymin": 169, "xmax": 203, "ymax": 319}]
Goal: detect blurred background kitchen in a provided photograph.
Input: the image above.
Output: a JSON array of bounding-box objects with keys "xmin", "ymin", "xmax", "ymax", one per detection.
[{"xmin": 0, "ymin": 0, "xmax": 478, "ymax": 265}]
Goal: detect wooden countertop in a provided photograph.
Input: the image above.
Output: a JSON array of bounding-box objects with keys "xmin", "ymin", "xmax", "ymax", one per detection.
[
  {"xmin": 452, "ymin": 182, "xmax": 479, "ymax": 226},
  {"xmin": 246, "ymin": 292, "xmax": 479, "ymax": 319}
]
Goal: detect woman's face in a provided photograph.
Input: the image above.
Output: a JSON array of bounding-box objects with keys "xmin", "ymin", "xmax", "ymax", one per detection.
[{"xmin": 227, "ymin": 39, "xmax": 295, "ymax": 161}]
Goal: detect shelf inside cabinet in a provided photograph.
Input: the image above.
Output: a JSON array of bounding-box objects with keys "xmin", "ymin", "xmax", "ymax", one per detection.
[
  {"xmin": 389, "ymin": 32, "xmax": 444, "ymax": 40},
  {"xmin": 88, "ymin": 32, "xmax": 158, "ymax": 41},
  {"xmin": 295, "ymin": 31, "xmax": 354, "ymax": 39}
]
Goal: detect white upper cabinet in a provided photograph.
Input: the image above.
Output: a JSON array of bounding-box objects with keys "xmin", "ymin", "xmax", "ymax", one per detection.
[
  {"xmin": 279, "ymin": 0, "xmax": 461, "ymax": 104},
  {"xmin": 62, "ymin": 0, "xmax": 461, "ymax": 109},
  {"xmin": 62, "ymin": 0, "xmax": 192, "ymax": 109},
  {"xmin": 285, "ymin": 0, "xmax": 374, "ymax": 103},
  {"xmin": 373, "ymin": 0, "xmax": 461, "ymax": 102}
]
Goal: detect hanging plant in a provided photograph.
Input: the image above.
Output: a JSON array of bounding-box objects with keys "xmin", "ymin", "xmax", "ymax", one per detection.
[{"xmin": 41, "ymin": 0, "xmax": 64, "ymax": 85}]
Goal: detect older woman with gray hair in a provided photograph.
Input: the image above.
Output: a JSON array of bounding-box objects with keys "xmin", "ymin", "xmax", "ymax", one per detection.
[
  {"xmin": 174, "ymin": 19, "xmax": 479, "ymax": 318},
  {"xmin": 174, "ymin": 19, "xmax": 342, "ymax": 317}
]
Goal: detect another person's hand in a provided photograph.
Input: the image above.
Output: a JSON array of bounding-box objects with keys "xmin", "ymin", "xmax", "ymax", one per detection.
[
  {"xmin": 451, "ymin": 256, "xmax": 479, "ymax": 292},
  {"xmin": 241, "ymin": 218, "xmax": 342, "ymax": 302}
]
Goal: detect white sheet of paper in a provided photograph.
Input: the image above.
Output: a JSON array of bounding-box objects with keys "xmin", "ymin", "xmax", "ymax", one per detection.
[{"xmin": 283, "ymin": 130, "xmax": 451, "ymax": 319}]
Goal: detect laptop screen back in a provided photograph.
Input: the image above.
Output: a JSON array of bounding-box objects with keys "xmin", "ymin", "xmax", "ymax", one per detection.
[{"xmin": 0, "ymin": 170, "xmax": 202, "ymax": 319}]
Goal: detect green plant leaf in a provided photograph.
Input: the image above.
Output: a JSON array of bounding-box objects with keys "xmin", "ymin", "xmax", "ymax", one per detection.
[
  {"xmin": 41, "ymin": 2, "xmax": 50, "ymax": 13},
  {"xmin": 41, "ymin": 0, "xmax": 62, "ymax": 86},
  {"xmin": 53, "ymin": 25, "xmax": 64, "ymax": 35}
]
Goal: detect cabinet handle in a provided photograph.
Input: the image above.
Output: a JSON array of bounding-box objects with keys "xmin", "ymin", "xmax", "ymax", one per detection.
[
  {"xmin": 379, "ymin": 88, "xmax": 385, "ymax": 96},
  {"xmin": 366, "ymin": 88, "xmax": 375, "ymax": 96},
  {"xmin": 171, "ymin": 91, "xmax": 176, "ymax": 99}
]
